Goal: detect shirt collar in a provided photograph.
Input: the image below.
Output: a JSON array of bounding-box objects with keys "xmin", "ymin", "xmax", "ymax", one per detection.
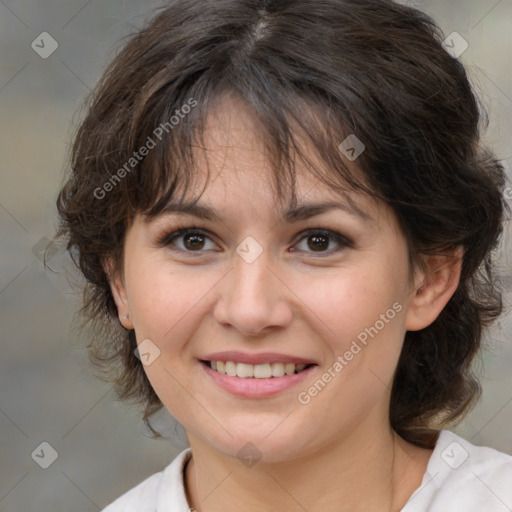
[{"xmin": 156, "ymin": 447, "xmax": 193, "ymax": 512}]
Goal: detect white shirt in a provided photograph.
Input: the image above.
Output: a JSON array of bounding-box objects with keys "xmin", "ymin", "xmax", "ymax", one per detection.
[{"xmin": 102, "ymin": 430, "xmax": 512, "ymax": 511}]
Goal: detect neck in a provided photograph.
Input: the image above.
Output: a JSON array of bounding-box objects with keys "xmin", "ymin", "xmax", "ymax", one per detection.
[{"xmin": 184, "ymin": 420, "xmax": 432, "ymax": 512}]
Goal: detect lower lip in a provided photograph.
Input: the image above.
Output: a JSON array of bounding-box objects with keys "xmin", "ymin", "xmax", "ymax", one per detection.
[{"xmin": 200, "ymin": 361, "xmax": 317, "ymax": 398}]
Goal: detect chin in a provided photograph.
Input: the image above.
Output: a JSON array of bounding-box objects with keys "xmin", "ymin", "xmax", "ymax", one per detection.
[{"xmin": 200, "ymin": 419, "xmax": 315, "ymax": 466}]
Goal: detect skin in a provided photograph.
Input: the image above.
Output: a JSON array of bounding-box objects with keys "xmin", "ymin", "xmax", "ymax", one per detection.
[{"xmin": 107, "ymin": 94, "xmax": 463, "ymax": 512}]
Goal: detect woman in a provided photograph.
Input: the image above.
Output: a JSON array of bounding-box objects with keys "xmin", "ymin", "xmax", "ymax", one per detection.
[{"xmin": 56, "ymin": 0, "xmax": 512, "ymax": 510}]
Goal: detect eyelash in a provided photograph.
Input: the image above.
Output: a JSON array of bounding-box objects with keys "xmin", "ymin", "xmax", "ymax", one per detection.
[{"xmin": 156, "ymin": 224, "xmax": 353, "ymax": 256}]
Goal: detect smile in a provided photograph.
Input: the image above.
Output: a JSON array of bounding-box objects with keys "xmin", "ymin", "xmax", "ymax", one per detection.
[
  {"xmin": 200, "ymin": 360, "xmax": 318, "ymax": 398},
  {"xmin": 202, "ymin": 360, "xmax": 315, "ymax": 378}
]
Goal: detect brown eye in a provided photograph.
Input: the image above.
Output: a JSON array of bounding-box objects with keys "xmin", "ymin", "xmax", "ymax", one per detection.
[
  {"xmin": 291, "ymin": 229, "xmax": 351, "ymax": 255},
  {"xmin": 182, "ymin": 232, "xmax": 207, "ymax": 250},
  {"xmin": 306, "ymin": 233, "xmax": 330, "ymax": 251},
  {"xmin": 159, "ymin": 228, "xmax": 217, "ymax": 253},
  {"xmin": 157, "ymin": 226, "xmax": 352, "ymax": 256}
]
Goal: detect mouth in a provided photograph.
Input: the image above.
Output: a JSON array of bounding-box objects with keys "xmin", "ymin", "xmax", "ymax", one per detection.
[
  {"xmin": 200, "ymin": 360, "xmax": 317, "ymax": 378},
  {"xmin": 199, "ymin": 358, "xmax": 318, "ymax": 398}
]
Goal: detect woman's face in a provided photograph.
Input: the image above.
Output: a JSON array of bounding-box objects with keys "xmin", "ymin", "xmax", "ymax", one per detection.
[{"xmin": 109, "ymin": 96, "xmax": 437, "ymax": 463}]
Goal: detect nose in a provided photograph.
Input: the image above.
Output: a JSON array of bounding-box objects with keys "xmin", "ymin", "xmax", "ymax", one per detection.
[{"xmin": 213, "ymin": 247, "xmax": 293, "ymax": 337}]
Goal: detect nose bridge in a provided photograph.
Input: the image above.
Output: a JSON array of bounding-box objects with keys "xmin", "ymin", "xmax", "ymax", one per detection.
[
  {"xmin": 230, "ymin": 238, "xmax": 275, "ymax": 309},
  {"xmin": 233, "ymin": 241, "xmax": 271, "ymax": 298},
  {"xmin": 214, "ymin": 236, "xmax": 292, "ymax": 335}
]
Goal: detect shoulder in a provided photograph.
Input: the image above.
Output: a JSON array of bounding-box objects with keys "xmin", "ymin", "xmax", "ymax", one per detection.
[
  {"xmin": 406, "ymin": 430, "xmax": 512, "ymax": 512},
  {"xmin": 101, "ymin": 448, "xmax": 192, "ymax": 512},
  {"xmin": 434, "ymin": 430, "xmax": 512, "ymax": 484},
  {"xmin": 101, "ymin": 471, "xmax": 162, "ymax": 512}
]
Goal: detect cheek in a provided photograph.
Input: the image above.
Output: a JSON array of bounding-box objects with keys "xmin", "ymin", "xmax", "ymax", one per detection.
[
  {"xmin": 125, "ymin": 257, "xmax": 209, "ymax": 338},
  {"xmin": 297, "ymin": 261, "xmax": 407, "ymax": 397},
  {"xmin": 123, "ymin": 261, "xmax": 213, "ymax": 408},
  {"xmin": 300, "ymin": 264, "xmax": 404, "ymax": 342},
  {"xmin": 298, "ymin": 271, "xmax": 406, "ymax": 428}
]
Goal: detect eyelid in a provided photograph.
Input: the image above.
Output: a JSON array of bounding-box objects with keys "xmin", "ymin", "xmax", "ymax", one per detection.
[{"xmin": 155, "ymin": 222, "xmax": 213, "ymax": 247}]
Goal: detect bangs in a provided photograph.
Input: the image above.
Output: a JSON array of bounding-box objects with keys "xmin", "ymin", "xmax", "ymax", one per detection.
[{"xmin": 121, "ymin": 83, "xmax": 376, "ymax": 222}]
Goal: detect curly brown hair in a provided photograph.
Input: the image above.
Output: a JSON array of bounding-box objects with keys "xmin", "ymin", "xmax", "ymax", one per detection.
[{"xmin": 56, "ymin": 0, "xmax": 508, "ymax": 448}]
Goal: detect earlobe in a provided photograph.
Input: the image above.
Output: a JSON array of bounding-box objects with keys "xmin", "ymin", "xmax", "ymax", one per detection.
[
  {"xmin": 405, "ymin": 247, "xmax": 463, "ymax": 331},
  {"xmin": 102, "ymin": 256, "xmax": 134, "ymax": 330}
]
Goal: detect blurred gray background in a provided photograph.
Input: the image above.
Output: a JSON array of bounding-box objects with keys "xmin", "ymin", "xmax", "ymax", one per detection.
[{"xmin": 0, "ymin": 1, "xmax": 511, "ymax": 511}]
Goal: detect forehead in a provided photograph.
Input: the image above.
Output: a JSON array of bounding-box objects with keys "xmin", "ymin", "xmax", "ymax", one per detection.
[
  {"xmin": 137, "ymin": 91, "xmax": 394, "ymax": 233},
  {"xmin": 175, "ymin": 93, "xmax": 379, "ymax": 220}
]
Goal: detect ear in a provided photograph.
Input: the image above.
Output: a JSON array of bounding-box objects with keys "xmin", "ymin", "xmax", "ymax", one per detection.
[
  {"xmin": 405, "ymin": 246, "xmax": 463, "ymax": 331},
  {"xmin": 102, "ymin": 256, "xmax": 133, "ymax": 330}
]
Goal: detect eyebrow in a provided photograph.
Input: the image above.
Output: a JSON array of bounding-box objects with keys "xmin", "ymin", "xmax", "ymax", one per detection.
[{"xmin": 153, "ymin": 198, "xmax": 373, "ymax": 225}]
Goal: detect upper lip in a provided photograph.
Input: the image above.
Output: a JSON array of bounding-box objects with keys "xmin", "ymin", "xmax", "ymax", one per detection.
[{"xmin": 200, "ymin": 351, "xmax": 318, "ymax": 365}]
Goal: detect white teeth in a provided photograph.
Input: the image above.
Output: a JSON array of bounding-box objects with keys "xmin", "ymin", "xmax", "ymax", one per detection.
[
  {"xmin": 208, "ymin": 361, "xmax": 311, "ymax": 378},
  {"xmin": 284, "ymin": 363, "xmax": 295, "ymax": 375},
  {"xmin": 271, "ymin": 362, "xmax": 285, "ymax": 377},
  {"xmin": 254, "ymin": 363, "xmax": 272, "ymax": 378},
  {"xmin": 236, "ymin": 362, "xmax": 254, "ymax": 378},
  {"xmin": 225, "ymin": 361, "xmax": 237, "ymax": 377}
]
